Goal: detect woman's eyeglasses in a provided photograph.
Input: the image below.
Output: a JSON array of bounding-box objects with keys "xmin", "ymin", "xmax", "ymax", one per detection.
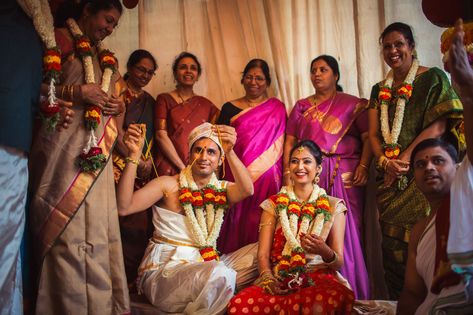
[
  {"xmin": 134, "ymin": 65, "xmax": 156, "ymax": 76},
  {"xmin": 244, "ymin": 75, "xmax": 266, "ymax": 83}
]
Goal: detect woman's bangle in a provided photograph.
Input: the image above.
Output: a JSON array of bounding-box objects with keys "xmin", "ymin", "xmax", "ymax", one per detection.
[
  {"xmin": 359, "ymin": 163, "xmax": 368, "ymax": 170},
  {"xmin": 322, "ymin": 250, "xmax": 338, "ymax": 265},
  {"xmin": 69, "ymin": 85, "xmax": 74, "ymax": 101},
  {"xmin": 376, "ymin": 155, "xmax": 390, "ymax": 171},
  {"xmin": 259, "ymin": 269, "xmax": 272, "ymax": 277},
  {"xmin": 125, "ymin": 157, "xmax": 139, "ymax": 166}
]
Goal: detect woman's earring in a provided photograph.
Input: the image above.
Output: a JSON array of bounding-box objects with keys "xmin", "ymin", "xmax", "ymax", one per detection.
[{"xmin": 313, "ymin": 173, "xmax": 320, "ymax": 184}]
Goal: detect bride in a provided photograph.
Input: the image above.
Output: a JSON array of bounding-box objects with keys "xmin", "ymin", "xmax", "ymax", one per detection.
[{"xmin": 228, "ymin": 140, "xmax": 355, "ymax": 314}]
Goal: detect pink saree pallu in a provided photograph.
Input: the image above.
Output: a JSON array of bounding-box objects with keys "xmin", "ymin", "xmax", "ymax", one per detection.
[
  {"xmin": 218, "ymin": 97, "xmax": 286, "ymax": 254},
  {"xmin": 287, "ymin": 92, "xmax": 370, "ymax": 299}
]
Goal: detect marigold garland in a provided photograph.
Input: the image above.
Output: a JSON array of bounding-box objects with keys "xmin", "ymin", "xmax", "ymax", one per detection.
[
  {"xmin": 17, "ymin": 0, "xmax": 63, "ymax": 131},
  {"xmin": 271, "ymin": 184, "xmax": 331, "ymax": 290},
  {"xmin": 378, "ymin": 58, "xmax": 419, "ymax": 160},
  {"xmin": 178, "ymin": 166, "xmax": 228, "ymax": 261},
  {"xmin": 441, "ymin": 22, "xmax": 473, "ymax": 72},
  {"xmin": 66, "ymin": 18, "xmax": 117, "ymax": 173}
]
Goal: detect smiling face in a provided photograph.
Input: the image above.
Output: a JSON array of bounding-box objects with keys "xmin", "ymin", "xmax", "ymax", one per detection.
[
  {"xmin": 242, "ymin": 67, "xmax": 268, "ymax": 99},
  {"xmin": 189, "ymin": 138, "xmax": 221, "ymax": 178},
  {"xmin": 289, "ymin": 147, "xmax": 322, "ymax": 186},
  {"xmin": 382, "ymin": 31, "xmax": 415, "ymax": 74},
  {"xmin": 310, "ymin": 59, "xmax": 338, "ymax": 93},
  {"xmin": 80, "ymin": 6, "xmax": 121, "ymax": 43},
  {"xmin": 127, "ymin": 57, "xmax": 155, "ymax": 89},
  {"xmin": 174, "ymin": 57, "xmax": 200, "ymax": 87},
  {"xmin": 413, "ymin": 146, "xmax": 457, "ymax": 199}
]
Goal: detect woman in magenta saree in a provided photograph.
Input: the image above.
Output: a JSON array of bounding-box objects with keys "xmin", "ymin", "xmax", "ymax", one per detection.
[
  {"xmin": 217, "ymin": 59, "xmax": 286, "ymax": 254},
  {"xmin": 285, "ymin": 55, "xmax": 371, "ymax": 299}
]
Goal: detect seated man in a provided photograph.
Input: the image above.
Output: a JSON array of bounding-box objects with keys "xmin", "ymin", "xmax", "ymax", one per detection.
[
  {"xmin": 117, "ymin": 122, "xmax": 257, "ymax": 315},
  {"xmin": 396, "ymin": 138, "xmax": 470, "ymax": 315}
]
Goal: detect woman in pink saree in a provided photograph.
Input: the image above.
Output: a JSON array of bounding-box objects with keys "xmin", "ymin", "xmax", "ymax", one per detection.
[
  {"xmin": 217, "ymin": 59, "xmax": 286, "ymax": 254},
  {"xmin": 284, "ymin": 55, "xmax": 371, "ymax": 299}
]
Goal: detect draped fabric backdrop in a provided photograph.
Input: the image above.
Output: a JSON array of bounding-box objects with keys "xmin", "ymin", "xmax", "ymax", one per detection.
[
  {"xmin": 104, "ymin": 0, "xmax": 444, "ymax": 109},
  {"xmin": 103, "ymin": 0, "xmax": 446, "ymax": 299}
]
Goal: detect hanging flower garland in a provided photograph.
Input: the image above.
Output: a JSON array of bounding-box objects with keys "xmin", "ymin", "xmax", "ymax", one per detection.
[
  {"xmin": 66, "ymin": 18, "xmax": 118, "ymax": 172},
  {"xmin": 16, "ymin": 0, "xmax": 62, "ymax": 131},
  {"xmin": 178, "ymin": 166, "xmax": 228, "ymax": 261},
  {"xmin": 378, "ymin": 58, "xmax": 419, "ymax": 159},
  {"xmin": 271, "ymin": 184, "xmax": 331, "ymax": 290}
]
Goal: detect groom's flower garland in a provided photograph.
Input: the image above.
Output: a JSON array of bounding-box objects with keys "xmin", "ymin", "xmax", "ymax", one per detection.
[
  {"xmin": 178, "ymin": 166, "xmax": 228, "ymax": 261},
  {"xmin": 66, "ymin": 18, "xmax": 118, "ymax": 172},
  {"xmin": 378, "ymin": 58, "xmax": 419, "ymax": 159},
  {"xmin": 272, "ymin": 184, "xmax": 331, "ymax": 290},
  {"xmin": 16, "ymin": 0, "xmax": 62, "ymax": 131}
]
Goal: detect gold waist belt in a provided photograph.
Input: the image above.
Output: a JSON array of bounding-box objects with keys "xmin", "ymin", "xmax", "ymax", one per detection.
[{"xmin": 153, "ymin": 235, "xmax": 198, "ymax": 248}]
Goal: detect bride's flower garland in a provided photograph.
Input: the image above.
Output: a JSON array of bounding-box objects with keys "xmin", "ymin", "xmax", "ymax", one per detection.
[
  {"xmin": 16, "ymin": 0, "xmax": 62, "ymax": 131},
  {"xmin": 66, "ymin": 18, "xmax": 118, "ymax": 172},
  {"xmin": 178, "ymin": 166, "xmax": 228, "ymax": 261},
  {"xmin": 378, "ymin": 58, "xmax": 419, "ymax": 159},
  {"xmin": 272, "ymin": 184, "xmax": 331, "ymax": 289}
]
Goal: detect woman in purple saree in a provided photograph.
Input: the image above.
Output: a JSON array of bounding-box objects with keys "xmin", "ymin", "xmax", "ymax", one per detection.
[
  {"xmin": 217, "ymin": 59, "xmax": 286, "ymax": 254},
  {"xmin": 285, "ymin": 55, "xmax": 371, "ymax": 299}
]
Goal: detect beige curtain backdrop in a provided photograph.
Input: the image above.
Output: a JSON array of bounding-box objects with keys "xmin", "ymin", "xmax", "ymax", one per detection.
[
  {"xmin": 103, "ymin": 0, "xmax": 446, "ymax": 299},
  {"xmin": 105, "ymin": 0, "xmax": 445, "ymax": 109}
]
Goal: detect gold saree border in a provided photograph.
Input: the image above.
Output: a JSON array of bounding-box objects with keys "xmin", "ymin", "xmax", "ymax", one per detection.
[
  {"xmin": 230, "ymin": 105, "xmax": 255, "ymax": 125},
  {"xmin": 328, "ymin": 100, "xmax": 367, "ymax": 154},
  {"xmin": 246, "ymin": 134, "xmax": 284, "ymax": 183},
  {"xmin": 39, "ymin": 117, "xmax": 118, "ymax": 258}
]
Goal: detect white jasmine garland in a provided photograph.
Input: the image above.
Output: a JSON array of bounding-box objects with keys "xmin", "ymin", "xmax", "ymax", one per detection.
[
  {"xmin": 179, "ymin": 166, "xmax": 226, "ymax": 252},
  {"xmin": 66, "ymin": 18, "xmax": 115, "ymax": 153},
  {"xmin": 278, "ymin": 184, "xmax": 327, "ymax": 257},
  {"xmin": 17, "ymin": 0, "xmax": 56, "ymax": 48},
  {"xmin": 380, "ymin": 58, "xmax": 419, "ymax": 145}
]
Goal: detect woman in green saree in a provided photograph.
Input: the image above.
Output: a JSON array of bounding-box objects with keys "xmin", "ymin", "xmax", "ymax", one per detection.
[{"xmin": 368, "ymin": 22, "xmax": 464, "ymax": 299}]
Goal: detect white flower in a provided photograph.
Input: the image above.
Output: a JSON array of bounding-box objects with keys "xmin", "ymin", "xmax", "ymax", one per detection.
[
  {"xmin": 278, "ymin": 183, "xmax": 328, "ymax": 256},
  {"xmin": 178, "ymin": 166, "xmax": 226, "ymax": 254},
  {"xmin": 380, "ymin": 58, "xmax": 419, "ymax": 146}
]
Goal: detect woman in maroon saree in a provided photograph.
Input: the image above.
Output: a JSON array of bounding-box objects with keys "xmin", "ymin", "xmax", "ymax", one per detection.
[
  {"xmin": 154, "ymin": 52, "xmax": 219, "ymax": 176},
  {"xmin": 284, "ymin": 55, "xmax": 371, "ymax": 299},
  {"xmin": 217, "ymin": 59, "xmax": 286, "ymax": 254}
]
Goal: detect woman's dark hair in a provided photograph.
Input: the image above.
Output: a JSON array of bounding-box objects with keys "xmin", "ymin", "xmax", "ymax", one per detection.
[
  {"xmin": 124, "ymin": 49, "xmax": 157, "ymax": 80},
  {"xmin": 172, "ymin": 52, "xmax": 202, "ymax": 77},
  {"xmin": 311, "ymin": 55, "xmax": 343, "ymax": 92},
  {"xmin": 410, "ymin": 138, "xmax": 459, "ymax": 166},
  {"xmin": 290, "ymin": 140, "xmax": 323, "ymax": 165},
  {"xmin": 54, "ymin": 0, "xmax": 123, "ymax": 28},
  {"xmin": 379, "ymin": 22, "xmax": 415, "ymax": 48},
  {"xmin": 241, "ymin": 59, "xmax": 272, "ymax": 86}
]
